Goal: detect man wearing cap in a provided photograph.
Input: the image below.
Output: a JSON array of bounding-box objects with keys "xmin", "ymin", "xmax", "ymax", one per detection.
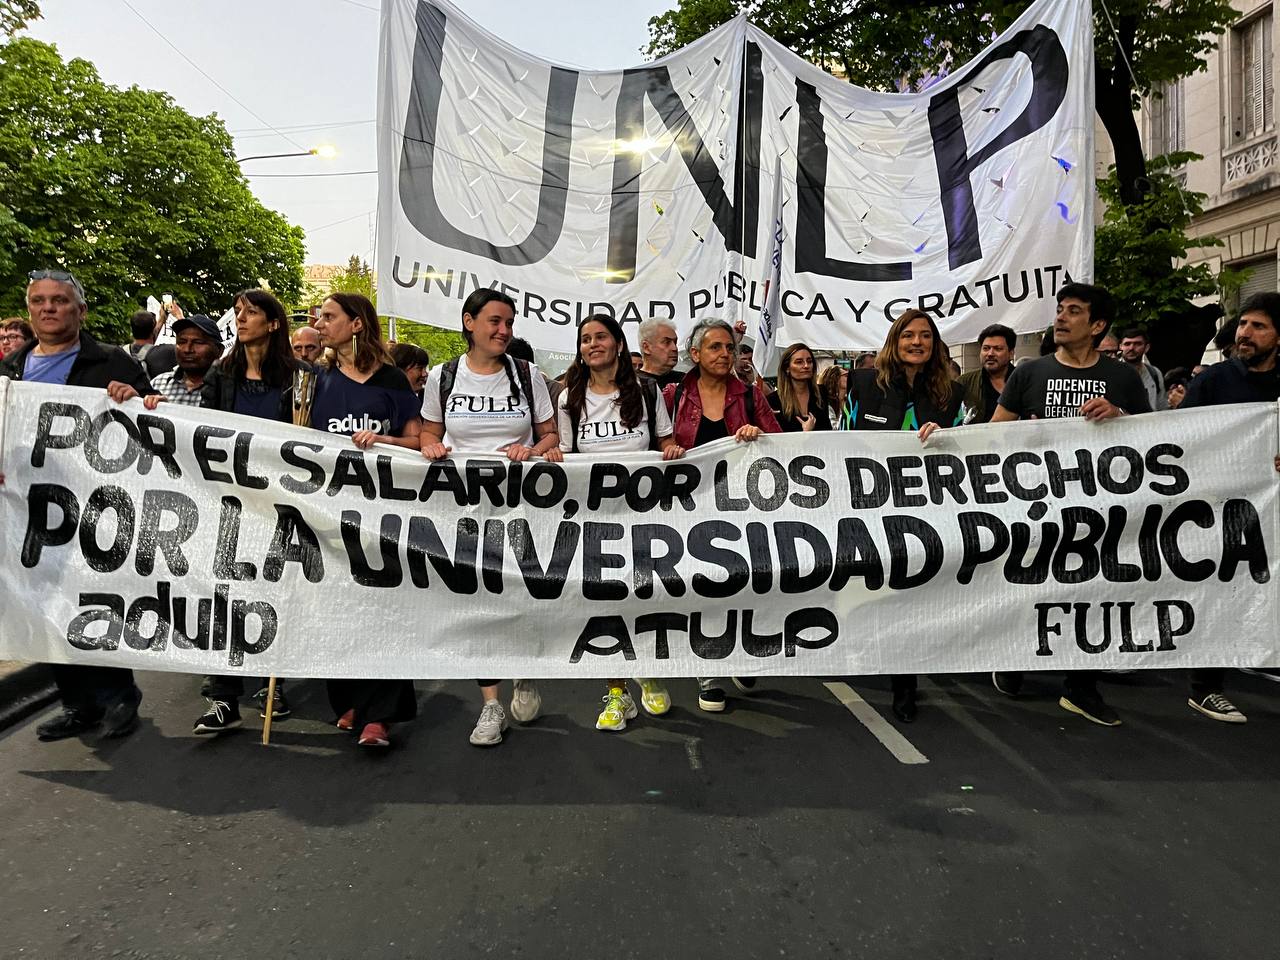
[
  {"xmin": 0, "ymin": 269, "xmax": 156, "ymax": 741},
  {"xmin": 148, "ymin": 310, "xmax": 223, "ymax": 406}
]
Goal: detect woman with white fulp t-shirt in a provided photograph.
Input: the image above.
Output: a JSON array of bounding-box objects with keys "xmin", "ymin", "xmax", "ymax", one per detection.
[
  {"xmin": 552, "ymin": 314, "xmax": 685, "ymax": 732},
  {"xmin": 420, "ymin": 289, "xmax": 559, "ymax": 748}
]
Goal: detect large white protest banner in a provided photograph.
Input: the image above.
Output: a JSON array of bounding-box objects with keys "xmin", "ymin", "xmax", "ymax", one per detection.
[
  {"xmin": 377, "ymin": 0, "xmax": 1094, "ymax": 358},
  {"xmin": 1, "ymin": 381, "xmax": 1277, "ymax": 679}
]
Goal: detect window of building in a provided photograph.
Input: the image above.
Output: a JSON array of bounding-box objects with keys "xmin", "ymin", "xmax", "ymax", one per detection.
[
  {"xmin": 1150, "ymin": 79, "xmax": 1185, "ymax": 156},
  {"xmin": 1232, "ymin": 9, "xmax": 1275, "ymax": 144},
  {"xmin": 1226, "ymin": 254, "xmax": 1278, "ymax": 316}
]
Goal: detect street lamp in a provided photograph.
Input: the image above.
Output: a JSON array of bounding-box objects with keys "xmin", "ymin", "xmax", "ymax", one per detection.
[{"xmin": 236, "ymin": 145, "xmax": 338, "ymax": 163}]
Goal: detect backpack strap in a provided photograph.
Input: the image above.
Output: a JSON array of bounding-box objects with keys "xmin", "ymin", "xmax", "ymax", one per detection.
[
  {"xmin": 642, "ymin": 378, "xmax": 660, "ymax": 450},
  {"xmin": 511, "ymin": 358, "xmax": 537, "ymax": 416},
  {"xmin": 569, "ymin": 402, "xmax": 581, "ymax": 454},
  {"xmin": 438, "ymin": 357, "xmax": 460, "ymax": 415}
]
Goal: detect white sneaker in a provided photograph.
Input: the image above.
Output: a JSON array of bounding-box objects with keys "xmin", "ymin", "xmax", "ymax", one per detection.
[
  {"xmin": 469, "ymin": 700, "xmax": 509, "ymax": 746},
  {"xmin": 510, "ymin": 679, "xmax": 541, "ymax": 723},
  {"xmin": 1188, "ymin": 693, "xmax": 1247, "ymax": 723},
  {"xmin": 636, "ymin": 679, "xmax": 671, "ymax": 716}
]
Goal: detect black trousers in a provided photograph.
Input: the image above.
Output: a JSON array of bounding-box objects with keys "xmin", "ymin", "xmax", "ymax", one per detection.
[
  {"xmin": 891, "ymin": 674, "xmax": 916, "ymax": 695},
  {"xmin": 327, "ymin": 680, "xmax": 417, "ymax": 726},
  {"xmin": 1189, "ymin": 668, "xmax": 1224, "ymax": 699},
  {"xmin": 53, "ymin": 664, "xmax": 138, "ymax": 714},
  {"xmin": 1062, "ymin": 671, "xmax": 1101, "ymax": 698},
  {"xmin": 200, "ymin": 675, "xmax": 279, "ymax": 701},
  {"xmin": 997, "ymin": 670, "xmax": 1102, "ymax": 698}
]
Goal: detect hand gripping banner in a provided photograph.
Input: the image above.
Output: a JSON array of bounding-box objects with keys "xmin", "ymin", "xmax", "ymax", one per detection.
[
  {"xmin": 1, "ymin": 381, "xmax": 1278, "ymax": 679},
  {"xmin": 376, "ymin": 0, "xmax": 1095, "ymax": 358}
]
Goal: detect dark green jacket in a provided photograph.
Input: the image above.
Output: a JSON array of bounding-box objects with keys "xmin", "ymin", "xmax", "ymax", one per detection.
[{"xmin": 957, "ymin": 364, "xmax": 1016, "ymax": 424}]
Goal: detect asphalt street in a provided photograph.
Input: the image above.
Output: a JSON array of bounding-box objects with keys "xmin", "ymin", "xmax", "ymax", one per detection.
[{"xmin": 2, "ymin": 669, "xmax": 1278, "ymax": 960}]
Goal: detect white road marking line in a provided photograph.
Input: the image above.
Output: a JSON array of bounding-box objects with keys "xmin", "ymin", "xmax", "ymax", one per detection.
[
  {"xmin": 683, "ymin": 736, "xmax": 704, "ymax": 771},
  {"xmin": 824, "ymin": 682, "xmax": 929, "ymax": 765}
]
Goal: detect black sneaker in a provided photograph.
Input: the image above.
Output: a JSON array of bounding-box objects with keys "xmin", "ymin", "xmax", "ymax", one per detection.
[
  {"xmin": 194, "ymin": 699, "xmax": 243, "ymax": 735},
  {"xmin": 259, "ymin": 688, "xmax": 291, "ymax": 721},
  {"xmin": 36, "ymin": 708, "xmax": 102, "ymax": 741},
  {"xmin": 731, "ymin": 677, "xmax": 758, "ymax": 694},
  {"xmin": 697, "ymin": 686, "xmax": 727, "ymax": 713},
  {"xmin": 1059, "ymin": 692, "xmax": 1121, "ymax": 727},
  {"xmin": 992, "ymin": 672, "xmax": 1023, "ymax": 698}
]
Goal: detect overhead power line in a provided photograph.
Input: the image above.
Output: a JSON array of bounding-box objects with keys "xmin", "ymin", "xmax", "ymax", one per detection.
[
  {"xmin": 305, "ymin": 210, "xmax": 377, "ymax": 234},
  {"xmin": 230, "ymin": 119, "xmax": 375, "ymax": 135},
  {"xmin": 116, "ymin": 0, "xmax": 310, "ymax": 153},
  {"xmin": 245, "ymin": 169, "xmax": 379, "ymax": 178}
]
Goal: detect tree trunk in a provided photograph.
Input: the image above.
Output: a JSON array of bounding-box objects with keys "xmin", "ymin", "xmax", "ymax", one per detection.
[{"xmin": 1094, "ymin": 12, "xmax": 1148, "ymax": 206}]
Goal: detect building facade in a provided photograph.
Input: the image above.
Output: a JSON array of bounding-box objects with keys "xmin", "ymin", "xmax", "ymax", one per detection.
[{"xmin": 1146, "ymin": 0, "xmax": 1278, "ymax": 315}]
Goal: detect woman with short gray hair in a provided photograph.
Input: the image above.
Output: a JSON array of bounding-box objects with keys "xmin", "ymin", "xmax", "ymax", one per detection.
[{"xmin": 662, "ymin": 318, "xmax": 781, "ymax": 711}]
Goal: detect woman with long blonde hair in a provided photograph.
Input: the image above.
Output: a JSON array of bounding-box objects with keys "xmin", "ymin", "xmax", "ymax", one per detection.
[{"xmin": 768, "ymin": 342, "xmax": 830, "ymax": 432}]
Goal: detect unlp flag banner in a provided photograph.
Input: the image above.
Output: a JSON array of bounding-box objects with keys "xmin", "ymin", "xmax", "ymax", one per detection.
[
  {"xmin": 376, "ymin": 0, "xmax": 1094, "ymax": 358},
  {"xmin": 1, "ymin": 381, "xmax": 1277, "ymax": 679}
]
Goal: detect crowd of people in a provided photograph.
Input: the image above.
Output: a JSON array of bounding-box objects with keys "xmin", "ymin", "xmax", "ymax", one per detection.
[{"xmin": 2, "ymin": 268, "xmax": 1278, "ymax": 750}]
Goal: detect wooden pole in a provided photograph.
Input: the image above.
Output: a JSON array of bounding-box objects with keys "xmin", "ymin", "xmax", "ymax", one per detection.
[{"xmin": 261, "ymin": 676, "xmax": 278, "ymax": 745}]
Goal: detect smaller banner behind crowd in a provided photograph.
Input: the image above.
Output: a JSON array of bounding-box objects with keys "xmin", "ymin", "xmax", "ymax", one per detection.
[
  {"xmin": 0, "ymin": 380, "xmax": 1277, "ymax": 679},
  {"xmin": 377, "ymin": 0, "xmax": 1095, "ymax": 357}
]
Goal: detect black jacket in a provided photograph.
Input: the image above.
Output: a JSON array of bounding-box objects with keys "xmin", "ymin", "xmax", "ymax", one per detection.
[
  {"xmin": 200, "ymin": 362, "xmax": 304, "ymax": 423},
  {"xmin": 1181, "ymin": 358, "xmax": 1280, "ymax": 408},
  {"xmin": 0, "ymin": 329, "xmax": 155, "ymax": 395},
  {"xmin": 843, "ymin": 368, "xmax": 965, "ymax": 432},
  {"xmin": 768, "ymin": 385, "xmax": 832, "ymax": 432}
]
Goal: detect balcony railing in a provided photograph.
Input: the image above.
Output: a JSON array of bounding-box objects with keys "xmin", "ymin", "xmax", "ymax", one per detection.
[{"xmin": 1223, "ymin": 134, "xmax": 1278, "ymax": 185}]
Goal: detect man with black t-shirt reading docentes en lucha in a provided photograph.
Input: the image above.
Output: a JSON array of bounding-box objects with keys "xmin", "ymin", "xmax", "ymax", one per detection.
[{"xmin": 989, "ymin": 282, "xmax": 1151, "ymax": 728}]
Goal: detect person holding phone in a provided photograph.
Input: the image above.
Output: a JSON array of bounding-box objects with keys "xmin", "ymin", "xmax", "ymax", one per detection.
[
  {"xmin": 127, "ymin": 302, "xmax": 177, "ymax": 379},
  {"xmin": 768, "ymin": 342, "xmax": 831, "ymax": 432}
]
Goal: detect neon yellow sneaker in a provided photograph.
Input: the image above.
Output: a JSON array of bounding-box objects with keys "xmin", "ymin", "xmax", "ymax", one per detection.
[
  {"xmin": 596, "ymin": 687, "xmax": 637, "ymax": 732},
  {"xmin": 637, "ymin": 679, "xmax": 671, "ymax": 716}
]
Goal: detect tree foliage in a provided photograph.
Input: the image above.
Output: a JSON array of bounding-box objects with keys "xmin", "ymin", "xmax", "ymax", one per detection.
[
  {"xmin": 391, "ymin": 319, "xmax": 468, "ymax": 367},
  {"xmin": 1094, "ymin": 152, "xmax": 1239, "ymax": 330},
  {"xmin": 0, "ymin": 37, "xmax": 305, "ymax": 340},
  {"xmin": 312, "ymin": 254, "xmax": 468, "ymax": 365},
  {"xmin": 323, "ymin": 255, "xmax": 375, "ymax": 302},
  {"xmin": 0, "ymin": 0, "xmax": 39, "ymax": 37}
]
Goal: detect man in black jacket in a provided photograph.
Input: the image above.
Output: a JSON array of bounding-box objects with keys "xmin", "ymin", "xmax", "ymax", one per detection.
[
  {"xmin": 1178, "ymin": 291, "xmax": 1280, "ymax": 722},
  {"xmin": 0, "ymin": 269, "xmax": 155, "ymax": 741}
]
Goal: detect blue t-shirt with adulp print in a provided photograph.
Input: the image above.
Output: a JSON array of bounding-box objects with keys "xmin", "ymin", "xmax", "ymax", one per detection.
[{"xmin": 309, "ymin": 364, "xmax": 420, "ymax": 437}]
